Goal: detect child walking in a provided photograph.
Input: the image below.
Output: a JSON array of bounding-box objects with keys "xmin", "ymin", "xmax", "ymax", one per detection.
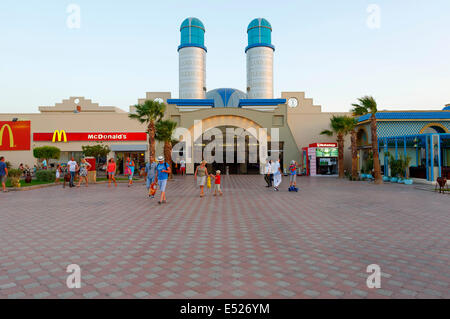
[
  {"xmin": 210, "ymin": 170, "xmax": 223, "ymax": 196},
  {"xmin": 288, "ymin": 160, "xmax": 299, "ymax": 192}
]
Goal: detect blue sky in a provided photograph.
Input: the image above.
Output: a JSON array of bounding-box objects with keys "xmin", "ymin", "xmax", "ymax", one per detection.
[{"xmin": 0, "ymin": 0, "xmax": 449, "ymax": 113}]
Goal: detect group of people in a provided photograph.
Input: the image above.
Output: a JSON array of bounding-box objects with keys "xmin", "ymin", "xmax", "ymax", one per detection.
[
  {"xmin": 264, "ymin": 159, "xmax": 299, "ymax": 191},
  {"xmin": 55, "ymin": 157, "xmax": 92, "ymax": 188},
  {"xmin": 1, "ymin": 153, "xmax": 299, "ymax": 199},
  {"xmin": 144, "ymin": 156, "xmax": 171, "ymax": 204},
  {"xmin": 194, "ymin": 160, "xmax": 222, "ymax": 197}
]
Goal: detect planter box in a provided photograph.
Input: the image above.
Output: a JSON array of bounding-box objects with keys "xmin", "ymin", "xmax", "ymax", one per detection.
[
  {"xmin": 390, "ymin": 177, "xmax": 398, "ymax": 183},
  {"xmin": 403, "ymin": 179, "xmax": 413, "ymax": 185}
]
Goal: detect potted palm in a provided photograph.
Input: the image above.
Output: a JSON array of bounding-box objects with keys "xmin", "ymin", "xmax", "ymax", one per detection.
[
  {"xmin": 400, "ymin": 155, "xmax": 413, "ymax": 185},
  {"xmin": 388, "ymin": 155, "xmax": 402, "ymax": 183}
]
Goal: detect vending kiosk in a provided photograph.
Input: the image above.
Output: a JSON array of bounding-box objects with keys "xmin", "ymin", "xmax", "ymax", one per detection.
[{"xmin": 302, "ymin": 143, "xmax": 338, "ymax": 176}]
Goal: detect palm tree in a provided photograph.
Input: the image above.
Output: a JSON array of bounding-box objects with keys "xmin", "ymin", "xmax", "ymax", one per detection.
[
  {"xmin": 320, "ymin": 115, "xmax": 355, "ymax": 178},
  {"xmin": 346, "ymin": 117, "xmax": 359, "ymax": 180},
  {"xmin": 155, "ymin": 120, "xmax": 178, "ymax": 178},
  {"xmin": 129, "ymin": 100, "xmax": 166, "ymax": 162},
  {"xmin": 351, "ymin": 96, "xmax": 382, "ymax": 184}
]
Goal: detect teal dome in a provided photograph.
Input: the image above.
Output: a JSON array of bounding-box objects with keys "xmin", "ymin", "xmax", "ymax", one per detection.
[
  {"xmin": 206, "ymin": 88, "xmax": 247, "ymax": 107},
  {"xmin": 246, "ymin": 18, "xmax": 274, "ymax": 53},
  {"xmin": 178, "ymin": 17, "xmax": 206, "ymax": 52},
  {"xmin": 247, "ymin": 18, "xmax": 272, "ymax": 31}
]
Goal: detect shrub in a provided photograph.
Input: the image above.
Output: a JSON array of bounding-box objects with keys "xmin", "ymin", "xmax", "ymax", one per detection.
[
  {"xmin": 8, "ymin": 168, "xmax": 22, "ymax": 178},
  {"xmin": 8, "ymin": 168, "xmax": 22, "ymax": 187},
  {"xmin": 36, "ymin": 169, "xmax": 56, "ymax": 182},
  {"xmin": 389, "ymin": 155, "xmax": 403, "ymax": 178},
  {"xmin": 33, "ymin": 146, "xmax": 60, "ymax": 161}
]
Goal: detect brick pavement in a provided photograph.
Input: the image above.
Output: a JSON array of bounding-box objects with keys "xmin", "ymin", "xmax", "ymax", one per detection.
[{"xmin": 0, "ymin": 175, "xmax": 449, "ymax": 299}]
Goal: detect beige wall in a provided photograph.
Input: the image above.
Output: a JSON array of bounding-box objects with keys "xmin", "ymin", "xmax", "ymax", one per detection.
[
  {"xmin": 1, "ymin": 92, "xmax": 354, "ymax": 173},
  {"xmin": 282, "ymin": 92, "xmax": 352, "ymax": 170}
]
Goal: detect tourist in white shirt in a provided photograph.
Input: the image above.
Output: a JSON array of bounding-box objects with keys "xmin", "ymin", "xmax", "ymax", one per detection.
[
  {"xmin": 67, "ymin": 157, "xmax": 78, "ymax": 188},
  {"xmin": 264, "ymin": 159, "xmax": 273, "ymax": 187},
  {"xmin": 272, "ymin": 159, "xmax": 282, "ymax": 191}
]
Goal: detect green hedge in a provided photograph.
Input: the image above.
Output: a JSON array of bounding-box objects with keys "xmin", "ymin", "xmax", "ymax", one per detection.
[{"xmin": 35, "ymin": 169, "xmax": 56, "ymax": 182}]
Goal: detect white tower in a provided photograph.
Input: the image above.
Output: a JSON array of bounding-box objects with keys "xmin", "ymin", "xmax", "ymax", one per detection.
[
  {"xmin": 246, "ymin": 18, "xmax": 274, "ymax": 99},
  {"xmin": 178, "ymin": 17, "xmax": 206, "ymax": 99}
]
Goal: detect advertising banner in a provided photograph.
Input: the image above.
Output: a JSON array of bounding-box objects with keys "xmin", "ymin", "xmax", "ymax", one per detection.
[{"xmin": 0, "ymin": 121, "xmax": 31, "ymax": 151}]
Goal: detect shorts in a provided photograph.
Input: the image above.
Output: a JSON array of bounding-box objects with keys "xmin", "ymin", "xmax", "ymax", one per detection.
[
  {"xmin": 197, "ymin": 176, "xmax": 206, "ymax": 186},
  {"xmin": 289, "ymin": 174, "xmax": 296, "ymax": 183},
  {"xmin": 214, "ymin": 184, "xmax": 221, "ymax": 192},
  {"xmin": 128, "ymin": 171, "xmax": 134, "ymax": 180},
  {"xmin": 0, "ymin": 175, "xmax": 5, "ymax": 183},
  {"xmin": 108, "ymin": 172, "xmax": 115, "ymax": 177},
  {"xmin": 56, "ymin": 171, "xmax": 61, "ymax": 179},
  {"xmin": 158, "ymin": 179, "xmax": 167, "ymax": 192}
]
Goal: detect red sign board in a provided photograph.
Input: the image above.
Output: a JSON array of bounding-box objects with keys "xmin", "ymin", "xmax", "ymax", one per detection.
[
  {"xmin": 0, "ymin": 121, "xmax": 31, "ymax": 151},
  {"xmin": 309, "ymin": 143, "xmax": 337, "ymax": 148},
  {"xmin": 33, "ymin": 131, "xmax": 147, "ymax": 142}
]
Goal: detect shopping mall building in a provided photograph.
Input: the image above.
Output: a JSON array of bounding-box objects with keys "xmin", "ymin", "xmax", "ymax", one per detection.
[{"xmin": 1, "ymin": 17, "xmax": 448, "ymax": 177}]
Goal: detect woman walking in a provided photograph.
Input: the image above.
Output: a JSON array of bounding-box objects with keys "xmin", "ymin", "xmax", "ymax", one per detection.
[
  {"xmin": 194, "ymin": 160, "xmax": 209, "ymax": 197},
  {"xmin": 77, "ymin": 158, "xmax": 92, "ymax": 187},
  {"xmin": 125, "ymin": 157, "xmax": 135, "ymax": 187},
  {"xmin": 55, "ymin": 164, "xmax": 62, "ymax": 184},
  {"xmin": 107, "ymin": 158, "xmax": 117, "ymax": 187}
]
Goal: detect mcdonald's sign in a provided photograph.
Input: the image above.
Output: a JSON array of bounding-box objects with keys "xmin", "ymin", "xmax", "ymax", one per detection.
[
  {"xmin": 52, "ymin": 130, "xmax": 67, "ymax": 142},
  {"xmin": 0, "ymin": 121, "xmax": 31, "ymax": 151},
  {"xmin": 33, "ymin": 131, "xmax": 147, "ymax": 142}
]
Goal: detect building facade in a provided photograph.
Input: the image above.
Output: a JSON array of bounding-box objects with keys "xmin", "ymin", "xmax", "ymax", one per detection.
[
  {"xmin": 1, "ymin": 17, "xmax": 356, "ymax": 174},
  {"xmin": 355, "ymin": 107, "xmax": 450, "ymax": 181}
]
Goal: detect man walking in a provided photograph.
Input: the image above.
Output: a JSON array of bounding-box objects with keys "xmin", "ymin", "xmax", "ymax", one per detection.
[
  {"xmin": 67, "ymin": 157, "xmax": 78, "ymax": 188},
  {"xmin": 272, "ymin": 158, "xmax": 282, "ymax": 191},
  {"xmin": 155, "ymin": 156, "xmax": 171, "ymax": 204},
  {"xmin": 264, "ymin": 159, "xmax": 273, "ymax": 187},
  {"xmin": 0, "ymin": 156, "xmax": 8, "ymax": 192}
]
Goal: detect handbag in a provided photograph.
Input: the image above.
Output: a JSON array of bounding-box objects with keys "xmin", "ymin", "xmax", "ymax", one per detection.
[{"xmin": 149, "ymin": 182, "xmax": 157, "ymax": 196}]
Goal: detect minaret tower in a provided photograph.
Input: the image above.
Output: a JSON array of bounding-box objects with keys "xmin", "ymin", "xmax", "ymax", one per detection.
[
  {"xmin": 178, "ymin": 17, "xmax": 207, "ymax": 99},
  {"xmin": 246, "ymin": 18, "xmax": 274, "ymax": 99}
]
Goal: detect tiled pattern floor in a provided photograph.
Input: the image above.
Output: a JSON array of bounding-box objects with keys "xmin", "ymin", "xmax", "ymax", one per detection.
[{"xmin": 0, "ymin": 175, "xmax": 449, "ymax": 299}]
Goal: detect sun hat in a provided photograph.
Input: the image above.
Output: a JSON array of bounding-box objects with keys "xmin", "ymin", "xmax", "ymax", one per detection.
[
  {"xmin": 157, "ymin": 156, "xmax": 164, "ymax": 161},
  {"xmin": 216, "ymin": 170, "xmax": 221, "ymax": 174},
  {"xmin": 291, "ymin": 160, "xmax": 295, "ymax": 164}
]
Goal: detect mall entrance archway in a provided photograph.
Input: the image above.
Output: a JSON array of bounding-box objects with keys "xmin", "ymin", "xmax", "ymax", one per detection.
[{"xmin": 193, "ymin": 126, "xmax": 260, "ymax": 174}]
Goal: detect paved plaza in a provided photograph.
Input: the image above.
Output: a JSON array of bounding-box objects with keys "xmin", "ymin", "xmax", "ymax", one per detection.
[{"xmin": 0, "ymin": 175, "xmax": 449, "ymax": 299}]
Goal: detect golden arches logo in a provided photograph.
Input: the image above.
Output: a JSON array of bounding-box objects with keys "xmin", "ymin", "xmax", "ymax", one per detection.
[
  {"xmin": 52, "ymin": 130, "xmax": 67, "ymax": 142},
  {"xmin": 0, "ymin": 124, "xmax": 14, "ymax": 148}
]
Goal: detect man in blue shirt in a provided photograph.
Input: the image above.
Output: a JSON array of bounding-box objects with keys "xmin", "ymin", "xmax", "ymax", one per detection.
[
  {"xmin": 0, "ymin": 156, "xmax": 8, "ymax": 192},
  {"xmin": 145, "ymin": 159, "xmax": 158, "ymax": 198},
  {"xmin": 155, "ymin": 156, "xmax": 171, "ymax": 205}
]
